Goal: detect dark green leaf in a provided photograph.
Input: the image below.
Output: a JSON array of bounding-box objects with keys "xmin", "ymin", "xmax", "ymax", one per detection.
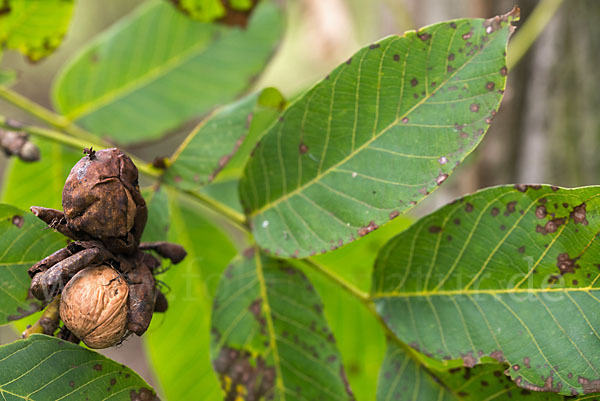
[
  {"xmin": 378, "ymin": 341, "xmax": 563, "ymax": 400},
  {"xmin": 0, "ymin": 335, "xmax": 157, "ymax": 400},
  {"xmin": 372, "ymin": 185, "xmax": 600, "ymax": 396},
  {"xmin": 306, "ymin": 216, "xmax": 412, "ymax": 400},
  {"xmin": 211, "ymin": 250, "xmax": 355, "ymax": 400},
  {"xmin": 165, "ymin": 87, "xmax": 284, "ymax": 189},
  {"xmin": 52, "ymin": 0, "xmax": 284, "ymax": 143},
  {"xmin": 0, "ymin": 204, "xmax": 63, "ymax": 325},
  {"xmin": 239, "ymin": 9, "xmax": 518, "ymax": 258},
  {"xmin": 0, "ymin": 0, "xmax": 74, "ymax": 61},
  {"xmin": 145, "ymin": 193, "xmax": 237, "ymax": 400}
]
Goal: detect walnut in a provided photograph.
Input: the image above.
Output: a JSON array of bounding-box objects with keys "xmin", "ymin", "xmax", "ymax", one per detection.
[{"xmin": 60, "ymin": 265, "xmax": 129, "ymax": 349}]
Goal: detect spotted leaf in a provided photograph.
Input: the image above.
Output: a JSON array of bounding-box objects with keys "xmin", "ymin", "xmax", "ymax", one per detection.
[
  {"xmin": 169, "ymin": 0, "xmax": 258, "ymax": 26},
  {"xmin": 211, "ymin": 249, "xmax": 355, "ymax": 400},
  {"xmin": 0, "ymin": 204, "xmax": 64, "ymax": 325},
  {"xmin": 372, "ymin": 185, "xmax": 600, "ymax": 396},
  {"xmin": 0, "ymin": 0, "xmax": 74, "ymax": 61},
  {"xmin": 239, "ymin": 8, "xmax": 519, "ymax": 258},
  {"xmin": 0, "ymin": 335, "xmax": 157, "ymax": 400}
]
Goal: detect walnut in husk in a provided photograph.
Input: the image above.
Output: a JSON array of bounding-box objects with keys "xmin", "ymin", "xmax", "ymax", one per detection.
[
  {"xmin": 60, "ymin": 265, "xmax": 129, "ymax": 349},
  {"xmin": 62, "ymin": 148, "xmax": 147, "ymax": 254},
  {"xmin": 24, "ymin": 147, "xmax": 186, "ymax": 349}
]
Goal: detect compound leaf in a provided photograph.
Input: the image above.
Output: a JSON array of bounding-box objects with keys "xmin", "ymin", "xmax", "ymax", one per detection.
[
  {"xmin": 239, "ymin": 9, "xmax": 519, "ymax": 258},
  {"xmin": 53, "ymin": 0, "xmax": 283, "ymax": 143},
  {"xmin": 211, "ymin": 249, "xmax": 355, "ymax": 400},
  {"xmin": 372, "ymin": 185, "xmax": 600, "ymax": 396},
  {"xmin": 0, "ymin": 335, "xmax": 157, "ymax": 400}
]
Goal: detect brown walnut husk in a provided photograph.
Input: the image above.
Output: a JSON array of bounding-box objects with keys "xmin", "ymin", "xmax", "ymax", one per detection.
[
  {"xmin": 59, "ymin": 265, "xmax": 129, "ymax": 349},
  {"xmin": 62, "ymin": 148, "xmax": 147, "ymax": 254}
]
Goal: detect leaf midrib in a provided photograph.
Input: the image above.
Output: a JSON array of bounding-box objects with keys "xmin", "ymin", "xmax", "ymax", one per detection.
[
  {"xmin": 249, "ymin": 21, "xmax": 501, "ymax": 218},
  {"xmin": 63, "ymin": 6, "xmax": 222, "ymax": 121},
  {"xmin": 372, "ymin": 286, "xmax": 600, "ymax": 298}
]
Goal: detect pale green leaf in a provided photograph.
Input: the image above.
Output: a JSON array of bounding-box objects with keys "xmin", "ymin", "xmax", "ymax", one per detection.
[
  {"xmin": 0, "ymin": 204, "xmax": 64, "ymax": 325},
  {"xmin": 145, "ymin": 192, "xmax": 237, "ymax": 400},
  {"xmin": 0, "ymin": 0, "xmax": 74, "ymax": 61},
  {"xmin": 0, "ymin": 69, "xmax": 16, "ymax": 86},
  {"xmin": 211, "ymin": 249, "xmax": 355, "ymax": 400},
  {"xmin": 165, "ymin": 87, "xmax": 284, "ymax": 190},
  {"xmin": 141, "ymin": 186, "xmax": 169, "ymax": 243},
  {"xmin": 372, "ymin": 185, "xmax": 600, "ymax": 396},
  {"xmin": 1, "ymin": 139, "xmax": 81, "ymax": 210},
  {"xmin": 52, "ymin": 0, "xmax": 284, "ymax": 144},
  {"xmin": 0, "ymin": 335, "xmax": 157, "ymax": 400},
  {"xmin": 239, "ymin": 10, "xmax": 518, "ymax": 258}
]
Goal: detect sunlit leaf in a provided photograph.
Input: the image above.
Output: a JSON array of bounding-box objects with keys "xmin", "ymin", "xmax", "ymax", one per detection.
[
  {"xmin": 372, "ymin": 185, "xmax": 600, "ymax": 396},
  {"xmin": 211, "ymin": 249, "xmax": 355, "ymax": 400},
  {"xmin": 0, "ymin": 335, "xmax": 157, "ymax": 400},
  {"xmin": 0, "ymin": 204, "xmax": 63, "ymax": 325},
  {"xmin": 145, "ymin": 192, "xmax": 237, "ymax": 400},
  {"xmin": 168, "ymin": 0, "xmax": 257, "ymax": 26},
  {"xmin": 0, "ymin": 0, "xmax": 74, "ymax": 61},
  {"xmin": 239, "ymin": 9, "xmax": 519, "ymax": 258},
  {"xmin": 53, "ymin": 0, "xmax": 284, "ymax": 144}
]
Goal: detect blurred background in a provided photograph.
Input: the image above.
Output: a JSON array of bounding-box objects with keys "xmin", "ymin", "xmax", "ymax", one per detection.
[{"xmin": 1, "ymin": 0, "xmax": 596, "ymax": 398}]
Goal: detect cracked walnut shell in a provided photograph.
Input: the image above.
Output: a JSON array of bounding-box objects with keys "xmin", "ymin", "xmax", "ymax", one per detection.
[{"xmin": 59, "ymin": 265, "xmax": 129, "ymax": 349}]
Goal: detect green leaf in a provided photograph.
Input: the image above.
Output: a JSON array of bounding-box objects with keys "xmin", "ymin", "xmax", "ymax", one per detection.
[
  {"xmin": 199, "ymin": 179, "xmax": 244, "ymax": 214},
  {"xmin": 0, "ymin": 0, "xmax": 74, "ymax": 61},
  {"xmin": 168, "ymin": 0, "xmax": 256, "ymax": 23},
  {"xmin": 211, "ymin": 250, "xmax": 355, "ymax": 400},
  {"xmin": 0, "ymin": 335, "xmax": 157, "ymax": 400},
  {"xmin": 1, "ymin": 139, "xmax": 81, "ymax": 210},
  {"xmin": 0, "ymin": 204, "xmax": 63, "ymax": 325},
  {"xmin": 306, "ymin": 216, "xmax": 412, "ymax": 400},
  {"xmin": 141, "ymin": 186, "xmax": 169, "ymax": 243},
  {"xmin": 377, "ymin": 341, "xmax": 454, "ymax": 401},
  {"xmin": 378, "ymin": 341, "xmax": 563, "ymax": 400},
  {"xmin": 52, "ymin": 0, "xmax": 284, "ymax": 144},
  {"xmin": 145, "ymin": 192, "xmax": 237, "ymax": 400},
  {"xmin": 165, "ymin": 87, "xmax": 285, "ymax": 190},
  {"xmin": 239, "ymin": 9, "xmax": 518, "ymax": 258},
  {"xmin": 372, "ymin": 185, "xmax": 600, "ymax": 396}
]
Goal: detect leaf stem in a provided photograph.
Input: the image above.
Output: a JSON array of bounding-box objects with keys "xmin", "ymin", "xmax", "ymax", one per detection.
[
  {"xmin": 507, "ymin": 0, "xmax": 565, "ymax": 69},
  {"xmin": 0, "ymin": 115, "xmax": 162, "ymax": 178},
  {"xmin": 299, "ymin": 258, "xmax": 370, "ymax": 302},
  {"xmin": 0, "ymin": 87, "xmax": 99, "ymax": 143}
]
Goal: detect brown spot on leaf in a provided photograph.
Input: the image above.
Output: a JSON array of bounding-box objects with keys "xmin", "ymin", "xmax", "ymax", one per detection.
[
  {"xmin": 578, "ymin": 377, "xmax": 600, "ymax": 394},
  {"xmin": 129, "ymin": 388, "xmax": 158, "ymax": 401},
  {"xmin": 401, "ymin": 117, "xmax": 409, "ymax": 123},
  {"xmin": 299, "ymin": 142, "xmax": 308, "ymax": 154},
  {"xmin": 505, "ymin": 201, "xmax": 517, "ymax": 216},
  {"xmin": 470, "ymin": 103, "xmax": 480, "ymax": 112},
  {"xmin": 491, "ymin": 207, "xmax": 499, "ymax": 217},
  {"xmin": 462, "ymin": 31, "xmax": 473, "ymax": 40},
  {"xmin": 524, "ymin": 357, "xmax": 531, "ymax": 369},
  {"xmin": 393, "ymin": 54, "xmax": 400, "ymax": 61},
  {"xmin": 11, "ymin": 215, "xmax": 23, "ymax": 228},
  {"xmin": 557, "ymin": 253, "xmax": 578, "ymax": 275},
  {"xmin": 448, "ymin": 53, "xmax": 455, "ymax": 61},
  {"xmin": 486, "ymin": 82, "xmax": 495, "ymax": 91},
  {"xmin": 428, "ymin": 226, "xmax": 442, "ymax": 234},
  {"xmin": 417, "ymin": 32, "xmax": 431, "ymax": 41},
  {"xmin": 411, "ymin": 78, "xmax": 418, "ymax": 87},
  {"xmin": 93, "ymin": 364, "xmax": 103, "ymax": 371},
  {"xmin": 462, "ymin": 352, "xmax": 477, "ymax": 368},
  {"xmin": 389, "ymin": 211, "xmax": 399, "ymax": 220},
  {"xmin": 518, "ymin": 246, "xmax": 525, "ymax": 253},
  {"xmin": 213, "ymin": 347, "xmax": 275, "ymax": 400},
  {"xmin": 358, "ymin": 221, "xmax": 378, "ymax": 237},
  {"xmin": 570, "ymin": 203, "xmax": 588, "ymax": 225},
  {"xmin": 490, "ymin": 350, "xmax": 505, "ymax": 362},
  {"xmin": 535, "ymin": 206, "xmax": 547, "ymax": 219},
  {"xmin": 500, "ymin": 66, "xmax": 508, "ymax": 76},
  {"xmin": 436, "ymin": 173, "xmax": 448, "ymax": 185}
]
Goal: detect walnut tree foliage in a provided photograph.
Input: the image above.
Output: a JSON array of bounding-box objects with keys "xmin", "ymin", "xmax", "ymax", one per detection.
[{"xmin": 0, "ymin": 1, "xmax": 597, "ymax": 400}]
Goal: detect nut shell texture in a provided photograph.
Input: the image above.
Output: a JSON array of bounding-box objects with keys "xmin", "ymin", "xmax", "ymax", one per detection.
[
  {"xmin": 60, "ymin": 265, "xmax": 129, "ymax": 349},
  {"xmin": 62, "ymin": 148, "xmax": 141, "ymax": 240}
]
